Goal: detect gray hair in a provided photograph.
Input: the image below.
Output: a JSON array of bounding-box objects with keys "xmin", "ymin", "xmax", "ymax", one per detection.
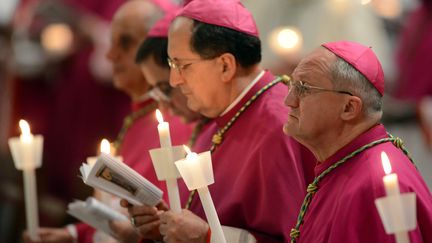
[{"xmin": 330, "ymin": 57, "xmax": 382, "ymax": 117}]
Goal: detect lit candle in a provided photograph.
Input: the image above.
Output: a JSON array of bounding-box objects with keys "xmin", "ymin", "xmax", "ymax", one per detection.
[
  {"xmin": 87, "ymin": 139, "xmax": 114, "ymax": 203},
  {"xmin": 8, "ymin": 120, "xmax": 43, "ymax": 241},
  {"xmin": 381, "ymin": 152, "xmax": 400, "ymax": 196},
  {"xmin": 154, "ymin": 110, "xmax": 181, "ymax": 213},
  {"xmin": 156, "ymin": 109, "xmax": 172, "ymax": 148},
  {"xmin": 380, "ymin": 152, "xmax": 410, "ymax": 243},
  {"xmin": 100, "ymin": 139, "xmax": 111, "ymax": 154},
  {"xmin": 87, "ymin": 138, "xmax": 111, "ymax": 166},
  {"xmin": 175, "ymin": 146, "xmax": 226, "ymax": 243},
  {"xmin": 19, "ymin": 120, "xmax": 34, "ymax": 142}
]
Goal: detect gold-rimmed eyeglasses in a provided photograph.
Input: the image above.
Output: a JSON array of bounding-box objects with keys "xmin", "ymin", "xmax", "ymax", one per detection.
[
  {"xmin": 167, "ymin": 57, "xmax": 204, "ymax": 76},
  {"xmin": 287, "ymin": 80, "xmax": 353, "ymax": 98}
]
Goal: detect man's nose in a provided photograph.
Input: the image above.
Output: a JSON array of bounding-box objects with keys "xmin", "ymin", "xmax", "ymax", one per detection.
[
  {"xmin": 284, "ymin": 90, "xmax": 299, "ymax": 108},
  {"xmin": 169, "ymin": 69, "xmax": 183, "ymax": 87}
]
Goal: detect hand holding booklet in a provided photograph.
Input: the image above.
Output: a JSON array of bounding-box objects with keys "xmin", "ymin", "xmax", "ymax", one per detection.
[
  {"xmin": 79, "ymin": 153, "xmax": 163, "ymax": 206},
  {"xmin": 67, "ymin": 197, "xmax": 128, "ymax": 236}
]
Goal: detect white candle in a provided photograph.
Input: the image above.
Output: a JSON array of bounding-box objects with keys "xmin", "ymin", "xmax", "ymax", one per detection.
[
  {"xmin": 176, "ymin": 146, "xmax": 226, "ymax": 243},
  {"xmin": 87, "ymin": 139, "xmax": 114, "ymax": 203},
  {"xmin": 381, "ymin": 152, "xmax": 410, "ymax": 243},
  {"xmin": 181, "ymin": 147, "xmax": 208, "ymax": 187},
  {"xmin": 156, "ymin": 109, "xmax": 172, "ymax": 148},
  {"xmin": 381, "ymin": 152, "xmax": 400, "ymax": 196},
  {"xmin": 155, "ymin": 110, "xmax": 181, "ymax": 213},
  {"xmin": 165, "ymin": 178, "xmax": 181, "ymax": 213},
  {"xmin": 10, "ymin": 120, "xmax": 41, "ymax": 241}
]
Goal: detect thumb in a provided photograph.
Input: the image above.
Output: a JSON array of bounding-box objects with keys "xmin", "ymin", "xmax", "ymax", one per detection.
[{"xmin": 109, "ymin": 220, "xmax": 124, "ymax": 232}]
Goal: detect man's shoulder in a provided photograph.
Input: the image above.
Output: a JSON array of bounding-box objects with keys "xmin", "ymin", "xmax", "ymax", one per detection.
[{"xmin": 247, "ymin": 82, "xmax": 288, "ymax": 119}]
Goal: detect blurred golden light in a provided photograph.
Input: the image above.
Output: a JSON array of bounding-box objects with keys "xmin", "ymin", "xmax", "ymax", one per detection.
[
  {"xmin": 327, "ymin": 0, "xmax": 350, "ymax": 14},
  {"xmin": 278, "ymin": 29, "xmax": 300, "ymax": 49},
  {"xmin": 269, "ymin": 26, "xmax": 303, "ymax": 56},
  {"xmin": 372, "ymin": 0, "xmax": 401, "ymax": 19},
  {"xmin": 41, "ymin": 23, "xmax": 73, "ymax": 55}
]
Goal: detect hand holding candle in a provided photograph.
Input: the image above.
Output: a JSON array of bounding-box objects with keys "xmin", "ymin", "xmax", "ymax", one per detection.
[
  {"xmin": 175, "ymin": 146, "xmax": 226, "ymax": 243},
  {"xmin": 8, "ymin": 120, "xmax": 43, "ymax": 241}
]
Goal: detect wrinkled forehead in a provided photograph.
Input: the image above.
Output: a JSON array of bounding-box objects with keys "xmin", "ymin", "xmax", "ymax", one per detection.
[{"xmin": 292, "ymin": 47, "xmax": 336, "ymax": 83}]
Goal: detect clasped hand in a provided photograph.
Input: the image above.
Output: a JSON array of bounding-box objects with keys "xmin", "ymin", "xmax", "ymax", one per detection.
[{"xmin": 121, "ymin": 199, "xmax": 209, "ymax": 243}]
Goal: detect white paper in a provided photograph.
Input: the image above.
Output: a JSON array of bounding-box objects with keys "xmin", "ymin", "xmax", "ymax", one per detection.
[
  {"xmin": 67, "ymin": 197, "xmax": 128, "ymax": 236},
  {"xmin": 80, "ymin": 153, "xmax": 163, "ymax": 206}
]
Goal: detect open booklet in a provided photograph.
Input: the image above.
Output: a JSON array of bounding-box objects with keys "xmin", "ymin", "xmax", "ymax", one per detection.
[
  {"xmin": 67, "ymin": 197, "xmax": 128, "ymax": 236},
  {"xmin": 79, "ymin": 153, "xmax": 163, "ymax": 206}
]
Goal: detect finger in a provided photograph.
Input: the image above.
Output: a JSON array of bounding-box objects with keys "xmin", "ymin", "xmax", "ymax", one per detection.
[
  {"xmin": 109, "ymin": 220, "xmax": 125, "ymax": 231},
  {"xmin": 159, "ymin": 222, "xmax": 168, "ymax": 235},
  {"xmin": 22, "ymin": 231, "xmax": 34, "ymax": 243},
  {"xmin": 109, "ymin": 220, "xmax": 141, "ymax": 242},
  {"xmin": 133, "ymin": 214, "xmax": 160, "ymax": 226},
  {"xmin": 120, "ymin": 199, "xmax": 132, "ymax": 208},
  {"xmin": 159, "ymin": 210, "xmax": 174, "ymax": 223},
  {"xmin": 162, "ymin": 234, "xmax": 178, "ymax": 243},
  {"xmin": 156, "ymin": 200, "xmax": 170, "ymax": 211},
  {"xmin": 23, "ymin": 230, "xmax": 44, "ymax": 242},
  {"xmin": 163, "ymin": 235, "xmax": 170, "ymax": 243},
  {"xmin": 136, "ymin": 220, "xmax": 161, "ymax": 236},
  {"xmin": 128, "ymin": 205, "xmax": 158, "ymax": 216}
]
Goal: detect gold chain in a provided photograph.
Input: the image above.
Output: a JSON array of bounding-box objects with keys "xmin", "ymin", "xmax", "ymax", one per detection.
[
  {"xmin": 185, "ymin": 75, "xmax": 290, "ymax": 209},
  {"xmin": 113, "ymin": 101, "xmax": 158, "ymax": 152},
  {"xmin": 290, "ymin": 134, "xmax": 415, "ymax": 242}
]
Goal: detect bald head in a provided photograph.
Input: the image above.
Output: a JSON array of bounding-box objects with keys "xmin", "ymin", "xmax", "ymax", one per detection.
[
  {"xmin": 113, "ymin": 0, "xmax": 163, "ymax": 37},
  {"xmin": 107, "ymin": 0, "xmax": 163, "ymax": 100}
]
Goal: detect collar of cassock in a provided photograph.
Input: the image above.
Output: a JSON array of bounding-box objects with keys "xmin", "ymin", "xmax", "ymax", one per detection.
[
  {"xmin": 314, "ymin": 124, "xmax": 386, "ymax": 176},
  {"xmin": 131, "ymin": 93, "xmax": 156, "ymax": 112},
  {"xmin": 214, "ymin": 70, "xmax": 273, "ymax": 128}
]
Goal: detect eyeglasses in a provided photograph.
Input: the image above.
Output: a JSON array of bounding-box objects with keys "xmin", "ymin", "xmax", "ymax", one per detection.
[
  {"xmin": 167, "ymin": 57, "xmax": 204, "ymax": 76},
  {"xmin": 287, "ymin": 80, "xmax": 353, "ymax": 98},
  {"xmin": 148, "ymin": 81, "xmax": 173, "ymax": 102}
]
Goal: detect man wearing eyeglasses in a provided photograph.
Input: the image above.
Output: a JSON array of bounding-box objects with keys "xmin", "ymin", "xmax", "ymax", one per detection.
[
  {"xmin": 283, "ymin": 41, "xmax": 432, "ymax": 243},
  {"xmin": 123, "ymin": 0, "xmax": 315, "ymax": 242},
  {"xmin": 135, "ymin": 9, "xmax": 203, "ymax": 125},
  {"xmin": 23, "ymin": 1, "xmax": 194, "ymax": 243},
  {"xmin": 130, "ymin": 8, "xmax": 265, "ymax": 243}
]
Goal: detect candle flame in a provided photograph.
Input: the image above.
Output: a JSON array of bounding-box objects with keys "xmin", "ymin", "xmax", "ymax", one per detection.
[
  {"xmin": 156, "ymin": 109, "xmax": 164, "ymax": 123},
  {"xmin": 100, "ymin": 139, "xmax": 111, "ymax": 154},
  {"xmin": 19, "ymin": 119, "xmax": 31, "ymax": 135},
  {"xmin": 381, "ymin": 151, "xmax": 392, "ymax": 175},
  {"xmin": 183, "ymin": 145, "xmax": 192, "ymax": 155},
  {"xmin": 19, "ymin": 119, "xmax": 33, "ymax": 143}
]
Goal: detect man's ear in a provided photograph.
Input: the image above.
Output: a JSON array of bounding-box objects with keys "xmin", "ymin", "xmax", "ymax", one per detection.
[
  {"xmin": 340, "ymin": 96, "xmax": 363, "ymax": 121},
  {"xmin": 218, "ymin": 53, "xmax": 236, "ymax": 83}
]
